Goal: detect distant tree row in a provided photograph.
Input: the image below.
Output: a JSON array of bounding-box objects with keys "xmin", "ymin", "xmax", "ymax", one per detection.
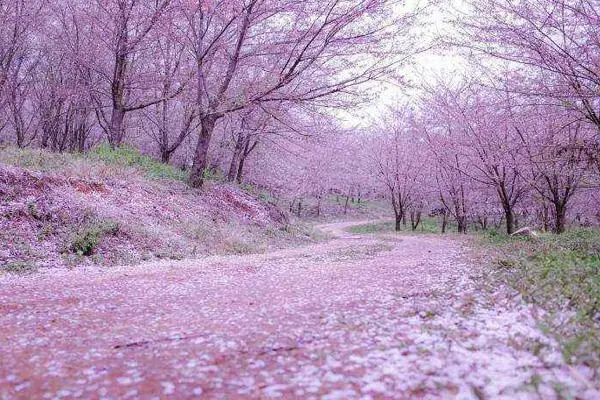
[{"xmin": 367, "ymin": 0, "xmax": 600, "ymax": 234}]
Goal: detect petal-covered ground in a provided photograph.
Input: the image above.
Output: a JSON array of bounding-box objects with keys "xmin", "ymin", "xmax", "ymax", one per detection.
[{"xmin": 1, "ymin": 221, "xmax": 598, "ymax": 399}]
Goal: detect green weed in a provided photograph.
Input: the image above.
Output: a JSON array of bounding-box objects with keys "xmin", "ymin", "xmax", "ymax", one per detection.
[
  {"xmin": 89, "ymin": 144, "xmax": 188, "ymax": 181},
  {"xmin": 69, "ymin": 219, "xmax": 120, "ymax": 256}
]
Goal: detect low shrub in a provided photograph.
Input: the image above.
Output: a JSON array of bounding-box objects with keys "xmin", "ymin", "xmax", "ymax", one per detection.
[{"xmin": 69, "ymin": 219, "xmax": 120, "ymax": 256}]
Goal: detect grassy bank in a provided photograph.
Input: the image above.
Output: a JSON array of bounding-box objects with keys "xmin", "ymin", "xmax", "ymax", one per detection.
[
  {"xmin": 0, "ymin": 144, "xmax": 188, "ymax": 181},
  {"xmin": 481, "ymin": 229, "xmax": 600, "ymax": 369},
  {"xmin": 0, "ymin": 145, "xmax": 321, "ymax": 273}
]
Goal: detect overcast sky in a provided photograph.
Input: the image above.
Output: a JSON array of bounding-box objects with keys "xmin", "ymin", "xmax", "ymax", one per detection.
[{"xmin": 338, "ymin": 0, "xmax": 466, "ymax": 129}]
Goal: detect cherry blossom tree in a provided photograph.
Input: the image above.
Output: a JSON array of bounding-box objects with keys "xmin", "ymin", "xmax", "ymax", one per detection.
[
  {"xmin": 57, "ymin": 0, "xmax": 182, "ymax": 147},
  {"xmin": 425, "ymin": 130, "xmax": 473, "ymax": 234},
  {"xmin": 457, "ymin": 0, "xmax": 600, "ymax": 168},
  {"xmin": 515, "ymin": 109, "xmax": 592, "ymax": 233},
  {"xmin": 424, "ymin": 79, "xmax": 529, "ymax": 234},
  {"xmin": 179, "ymin": 0, "xmax": 418, "ymax": 188},
  {"xmin": 0, "ymin": 0, "xmax": 45, "ymax": 147},
  {"xmin": 371, "ymin": 107, "xmax": 427, "ymax": 231}
]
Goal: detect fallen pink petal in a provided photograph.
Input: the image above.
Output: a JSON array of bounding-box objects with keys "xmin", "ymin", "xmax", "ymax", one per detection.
[{"xmin": 0, "ymin": 0, "xmax": 599, "ymax": 399}]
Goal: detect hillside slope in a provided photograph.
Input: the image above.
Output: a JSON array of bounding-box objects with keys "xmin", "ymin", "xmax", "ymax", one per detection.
[{"xmin": 0, "ymin": 147, "xmax": 311, "ymax": 272}]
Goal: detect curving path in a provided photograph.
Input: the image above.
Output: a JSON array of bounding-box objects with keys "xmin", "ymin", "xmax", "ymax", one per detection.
[{"xmin": 0, "ymin": 220, "xmax": 597, "ymax": 399}]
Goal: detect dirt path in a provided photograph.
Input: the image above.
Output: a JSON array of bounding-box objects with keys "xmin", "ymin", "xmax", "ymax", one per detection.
[{"xmin": 0, "ymin": 221, "xmax": 597, "ymax": 399}]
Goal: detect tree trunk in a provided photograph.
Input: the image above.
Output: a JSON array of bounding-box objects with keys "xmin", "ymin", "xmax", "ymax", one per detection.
[
  {"xmin": 236, "ymin": 151, "xmax": 247, "ymax": 184},
  {"xmin": 457, "ymin": 216, "xmax": 467, "ymax": 234},
  {"xmin": 554, "ymin": 203, "xmax": 567, "ymax": 234},
  {"xmin": 161, "ymin": 148, "xmax": 172, "ymax": 164},
  {"xmin": 316, "ymin": 196, "xmax": 322, "ymax": 217},
  {"xmin": 441, "ymin": 212, "xmax": 447, "ymax": 234},
  {"xmin": 504, "ymin": 207, "xmax": 515, "ymax": 235},
  {"xmin": 108, "ymin": 107, "xmax": 125, "ymax": 148},
  {"xmin": 541, "ymin": 205, "xmax": 550, "ymax": 232},
  {"xmin": 41, "ymin": 121, "xmax": 51, "ymax": 148},
  {"xmin": 410, "ymin": 211, "xmax": 421, "ymax": 231},
  {"xmin": 189, "ymin": 116, "xmax": 217, "ymax": 188},
  {"xmin": 159, "ymin": 122, "xmax": 172, "ymax": 163},
  {"xmin": 227, "ymin": 134, "xmax": 244, "ymax": 182},
  {"xmin": 75, "ymin": 123, "xmax": 87, "ymax": 153},
  {"xmin": 395, "ymin": 213, "xmax": 402, "ymax": 232}
]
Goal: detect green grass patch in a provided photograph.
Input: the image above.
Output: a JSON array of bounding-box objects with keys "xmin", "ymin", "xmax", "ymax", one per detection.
[
  {"xmin": 347, "ymin": 218, "xmax": 445, "ymax": 235},
  {"xmin": 482, "ymin": 228, "xmax": 600, "ymax": 368},
  {"xmin": 348, "ymin": 221, "xmax": 396, "ymax": 234},
  {"xmin": 0, "ymin": 144, "xmax": 189, "ymax": 182},
  {"xmin": 481, "ymin": 228, "xmax": 518, "ymax": 245},
  {"xmin": 0, "ymin": 146, "xmax": 81, "ymax": 172},
  {"xmin": 89, "ymin": 144, "xmax": 188, "ymax": 181}
]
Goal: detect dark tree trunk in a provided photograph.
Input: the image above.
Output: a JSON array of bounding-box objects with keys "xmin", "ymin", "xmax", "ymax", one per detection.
[
  {"xmin": 237, "ymin": 137, "xmax": 258, "ymax": 184},
  {"xmin": 41, "ymin": 123, "xmax": 51, "ymax": 148},
  {"xmin": 554, "ymin": 203, "xmax": 567, "ymax": 234},
  {"xmin": 108, "ymin": 16, "xmax": 128, "ymax": 149},
  {"xmin": 410, "ymin": 210, "xmax": 421, "ymax": 231},
  {"xmin": 74, "ymin": 123, "xmax": 87, "ymax": 153},
  {"xmin": 504, "ymin": 207, "xmax": 515, "ymax": 235},
  {"xmin": 392, "ymin": 195, "xmax": 405, "ymax": 232},
  {"xmin": 395, "ymin": 213, "xmax": 402, "ymax": 232},
  {"xmin": 457, "ymin": 216, "xmax": 467, "ymax": 234},
  {"xmin": 441, "ymin": 212, "xmax": 448, "ymax": 234},
  {"xmin": 108, "ymin": 107, "xmax": 125, "ymax": 148},
  {"xmin": 236, "ymin": 152, "xmax": 247, "ymax": 184},
  {"xmin": 161, "ymin": 149, "xmax": 172, "ymax": 164},
  {"xmin": 316, "ymin": 196, "xmax": 322, "ymax": 217},
  {"xmin": 541, "ymin": 205, "xmax": 550, "ymax": 232},
  {"xmin": 158, "ymin": 128, "xmax": 172, "ymax": 163},
  {"xmin": 478, "ymin": 216, "xmax": 488, "ymax": 230},
  {"xmin": 227, "ymin": 134, "xmax": 244, "ymax": 182},
  {"xmin": 189, "ymin": 116, "xmax": 217, "ymax": 188}
]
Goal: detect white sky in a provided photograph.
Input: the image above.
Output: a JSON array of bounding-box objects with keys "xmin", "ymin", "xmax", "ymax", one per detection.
[{"xmin": 338, "ymin": 0, "xmax": 466, "ymax": 128}]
